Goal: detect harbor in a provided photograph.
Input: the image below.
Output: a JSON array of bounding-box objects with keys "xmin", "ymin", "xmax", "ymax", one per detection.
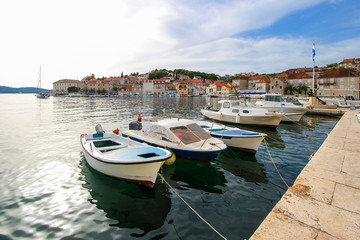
[
  {"xmin": 251, "ymin": 109, "xmax": 360, "ymax": 239},
  {"xmin": 0, "ymin": 94, "xmax": 343, "ymax": 239}
]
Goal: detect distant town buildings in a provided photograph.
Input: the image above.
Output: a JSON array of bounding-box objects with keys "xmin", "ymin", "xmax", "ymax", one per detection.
[{"xmin": 53, "ymin": 57, "xmax": 360, "ymax": 98}]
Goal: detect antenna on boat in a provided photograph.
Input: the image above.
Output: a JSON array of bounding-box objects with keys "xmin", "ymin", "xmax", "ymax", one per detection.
[{"xmin": 231, "ymin": 85, "xmax": 240, "ymax": 100}]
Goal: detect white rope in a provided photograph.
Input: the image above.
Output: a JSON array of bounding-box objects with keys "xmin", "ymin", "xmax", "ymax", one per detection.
[
  {"xmin": 158, "ymin": 173, "xmax": 227, "ymax": 240},
  {"xmin": 283, "ymin": 114, "xmax": 330, "ymax": 136},
  {"xmin": 263, "ymin": 139, "xmax": 290, "ymax": 188}
]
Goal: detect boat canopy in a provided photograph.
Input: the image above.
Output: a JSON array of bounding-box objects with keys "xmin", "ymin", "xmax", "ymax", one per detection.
[{"xmin": 143, "ymin": 121, "xmax": 210, "ymax": 145}]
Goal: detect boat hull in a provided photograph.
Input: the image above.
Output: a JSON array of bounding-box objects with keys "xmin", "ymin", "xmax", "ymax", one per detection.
[
  {"xmin": 201, "ymin": 109, "xmax": 284, "ymax": 127},
  {"xmin": 80, "ymin": 133, "xmax": 171, "ymax": 188},
  {"xmin": 281, "ymin": 112, "xmax": 305, "ymax": 122},
  {"xmin": 83, "ymin": 150, "xmax": 164, "ymax": 188},
  {"xmin": 210, "ymin": 132, "xmax": 265, "ymax": 154}
]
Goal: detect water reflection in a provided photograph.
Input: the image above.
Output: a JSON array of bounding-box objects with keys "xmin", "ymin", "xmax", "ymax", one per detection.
[
  {"xmin": 163, "ymin": 158, "xmax": 227, "ymax": 194},
  {"xmin": 80, "ymin": 157, "xmax": 171, "ymax": 237},
  {"xmin": 215, "ymin": 150, "xmax": 268, "ymax": 183}
]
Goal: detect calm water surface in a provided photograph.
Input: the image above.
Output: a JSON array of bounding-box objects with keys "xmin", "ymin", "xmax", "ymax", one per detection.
[{"xmin": 0, "ymin": 94, "xmax": 339, "ymax": 239}]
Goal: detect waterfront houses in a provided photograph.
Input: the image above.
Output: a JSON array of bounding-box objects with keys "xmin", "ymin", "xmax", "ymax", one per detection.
[
  {"xmin": 248, "ymin": 75, "xmax": 270, "ymax": 92},
  {"xmin": 52, "ymin": 57, "xmax": 360, "ymax": 98},
  {"xmin": 339, "ymin": 58, "xmax": 360, "ymax": 71},
  {"xmin": 317, "ymin": 68, "xmax": 360, "ymax": 98}
]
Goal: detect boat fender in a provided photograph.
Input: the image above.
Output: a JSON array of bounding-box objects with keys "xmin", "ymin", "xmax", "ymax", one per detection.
[
  {"xmin": 219, "ymin": 113, "xmax": 224, "ymax": 120},
  {"xmin": 164, "ymin": 152, "xmax": 176, "ymax": 165},
  {"xmin": 113, "ymin": 128, "xmax": 119, "ymax": 134},
  {"xmin": 129, "ymin": 121, "xmax": 142, "ymax": 130},
  {"xmin": 95, "ymin": 124, "xmax": 105, "ymax": 134}
]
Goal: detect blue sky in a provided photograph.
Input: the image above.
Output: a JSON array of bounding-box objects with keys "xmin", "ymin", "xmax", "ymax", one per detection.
[
  {"xmin": 0, "ymin": 0, "xmax": 359, "ymax": 89},
  {"xmin": 242, "ymin": 0, "xmax": 360, "ymax": 43}
]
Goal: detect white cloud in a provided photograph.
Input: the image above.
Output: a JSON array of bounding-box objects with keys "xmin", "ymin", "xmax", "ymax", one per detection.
[{"xmin": 0, "ymin": 0, "xmax": 358, "ymax": 89}]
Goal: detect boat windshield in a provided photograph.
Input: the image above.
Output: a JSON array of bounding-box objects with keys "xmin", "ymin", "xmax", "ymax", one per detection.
[
  {"xmin": 265, "ymin": 95, "xmax": 284, "ymax": 102},
  {"xmin": 186, "ymin": 123, "xmax": 210, "ymax": 140},
  {"xmin": 170, "ymin": 126, "xmax": 201, "ymax": 145}
]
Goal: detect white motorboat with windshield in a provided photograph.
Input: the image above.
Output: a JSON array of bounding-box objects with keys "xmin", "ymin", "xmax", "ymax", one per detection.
[
  {"xmin": 254, "ymin": 94, "xmax": 307, "ymax": 122},
  {"xmin": 80, "ymin": 124, "xmax": 173, "ymax": 188},
  {"xmin": 122, "ymin": 118, "xmax": 227, "ymax": 161},
  {"xmin": 195, "ymin": 120, "xmax": 266, "ymax": 154},
  {"xmin": 201, "ymin": 100, "xmax": 285, "ymax": 128}
]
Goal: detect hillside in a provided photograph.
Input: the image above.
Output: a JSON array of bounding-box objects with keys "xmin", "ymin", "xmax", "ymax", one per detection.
[{"xmin": 0, "ymin": 86, "xmax": 53, "ymax": 94}]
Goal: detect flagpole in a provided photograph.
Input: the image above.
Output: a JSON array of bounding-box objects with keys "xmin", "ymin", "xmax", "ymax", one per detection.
[{"xmin": 312, "ymin": 40, "xmax": 316, "ymax": 96}]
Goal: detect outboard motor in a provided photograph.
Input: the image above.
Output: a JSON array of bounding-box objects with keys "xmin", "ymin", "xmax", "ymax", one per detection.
[
  {"xmin": 129, "ymin": 121, "xmax": 142, "ymax": 130},
  {"xmin": 95, "ymin": 124, "xmax": 105, "ymax": 134}
]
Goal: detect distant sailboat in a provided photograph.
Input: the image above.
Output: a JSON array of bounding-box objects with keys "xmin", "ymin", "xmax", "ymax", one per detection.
[{"xmin": 36, "ymin": 65, "xmax": 50, "ymax": 98}]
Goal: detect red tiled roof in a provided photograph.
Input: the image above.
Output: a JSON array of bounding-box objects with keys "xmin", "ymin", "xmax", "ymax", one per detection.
[
  {"xmin": 257, "ymin": 79, "xmax": 270, "ymax": 83},
  {"xmin": 188, "ymin": 79, "xmax": 202, "ymax": 83},
  {"xmin": 55, "ymin": 79, "xmax": 80, "ymax": 83},
  {"xmin": 339, "ymin": 58, "xmax": 355, "ymax": 64},
  {"xmin": 277, "ymin": 72, "xmax": 289, "ymax": 77},
  {"xmin": 287, "ymin": 73, "xmax": 312, "ymax": 79},
  {"xmin": 249, "ymin": 74, "xmax": 269, "ymax": 80},
  {"xmin": 103, "ymin": 79, "xmax": 112, "ymax": 84},
  {"xmin": 320, "ymin": 69, "xmax": 359, "ymax": 78},
  {"xmin": 234, "ymin": 76, "xmax": 248, "ymax": 80},
  {"xmin": 106, "ymin": 77, "xmax": 123, "ymax": 80},
  {"xmin": 87, "ymin": 80, "xmax": 98, "ymax": 84}
]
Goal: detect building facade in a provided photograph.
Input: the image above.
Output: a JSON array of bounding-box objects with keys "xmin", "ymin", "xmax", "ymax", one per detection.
[
  {"xmin": 317, "ymin": 69, "xmax": 360, "ymax": 98},
  {"xmin": 53, "ymin": 79, "xmax": 82, "ymax": 95}
]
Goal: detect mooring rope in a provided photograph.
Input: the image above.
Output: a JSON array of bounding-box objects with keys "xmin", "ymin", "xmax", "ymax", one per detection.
[
  {"xmin": 158, "ymin": 173, "xmax": 227, "ymax": 240},
  {"xmin": 263, "ymin": 139, "xmax": 290, "ymax": 188}
]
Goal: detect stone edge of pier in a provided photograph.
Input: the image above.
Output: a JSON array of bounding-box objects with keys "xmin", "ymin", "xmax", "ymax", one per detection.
[{"xmin": 250, "ymin": 110, "xmax": 360, "ymax": 239}]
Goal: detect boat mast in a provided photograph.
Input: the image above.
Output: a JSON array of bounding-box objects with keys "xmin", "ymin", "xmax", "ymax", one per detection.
[{"xmin": 37, "ymin": 65, "xmax": 42, "ymax": 94}]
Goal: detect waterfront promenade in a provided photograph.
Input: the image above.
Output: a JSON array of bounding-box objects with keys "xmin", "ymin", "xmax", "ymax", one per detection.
[{"xmin": 251, "ymin": 110, "xmax": 360, "ymax": 239}]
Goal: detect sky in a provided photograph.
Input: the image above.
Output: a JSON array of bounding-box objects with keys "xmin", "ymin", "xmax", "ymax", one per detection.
[{"xmin": 1, "ymin": 0, "xmax": 359, "ymax": 89}]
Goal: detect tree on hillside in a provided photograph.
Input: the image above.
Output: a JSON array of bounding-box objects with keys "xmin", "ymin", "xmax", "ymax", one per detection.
[
  {"xmin": 149, "ymin": 69, "xmax": 169, "ymax": 79},
  {"xmin": 68, "ymin": 86, "xmax": 79, "ymax": 93}
]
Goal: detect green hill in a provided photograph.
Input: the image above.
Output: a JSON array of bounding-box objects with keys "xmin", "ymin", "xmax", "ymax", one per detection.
[{"xmin": 0, "ymin": 86, "xmax": 53, "ymax": 94}]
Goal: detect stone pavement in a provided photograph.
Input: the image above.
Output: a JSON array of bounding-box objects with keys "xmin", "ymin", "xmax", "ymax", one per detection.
[{"xmin": 251, "ymin": 110, "xmax": 360, "ymax": 239}]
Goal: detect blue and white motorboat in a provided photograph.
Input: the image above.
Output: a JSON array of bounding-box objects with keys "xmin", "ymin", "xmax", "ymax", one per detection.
[
  {"xmin": 121, "ymin": 118, "xmax": 227, "ymax": 161},
  {"xmin": 80, "ymin": 124, "xmax": 173, "ymax": 188},
  {"xmin": 195, "ymin": 120, "xmax": 266, "ymax": 154}
]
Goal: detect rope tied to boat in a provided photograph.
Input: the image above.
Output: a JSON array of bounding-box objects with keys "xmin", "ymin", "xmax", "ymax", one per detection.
[
  {"xmin": 158, "ymin": 173, "xmax": 227, "ymax": 240},
  {"xmin": 263, "ymin": 139, "xmax": 289, "ymax": 188}
]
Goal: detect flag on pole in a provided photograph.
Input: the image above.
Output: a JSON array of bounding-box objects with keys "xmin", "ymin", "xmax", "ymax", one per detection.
[{"xmin": 312, "ymin": 41, "xmax": 316, "ymax": 61}]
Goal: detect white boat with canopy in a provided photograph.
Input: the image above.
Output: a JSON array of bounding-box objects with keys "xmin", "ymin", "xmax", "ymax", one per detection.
[
  {"xmin": 254, "ymin": 94, "xmax": 307, "ymax": 122},
  {"xmin": 122, "ymin": 118, "xmax": 227, "ymax": 161},
  {"xmin": 201, "ymin": 100, "xmax": 285, "ymax": 128}
]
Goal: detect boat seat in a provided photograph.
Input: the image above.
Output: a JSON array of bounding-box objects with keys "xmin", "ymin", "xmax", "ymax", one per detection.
[{"xmin": 92, "ymin": 133, "xmax": 104, "ymax": 138}]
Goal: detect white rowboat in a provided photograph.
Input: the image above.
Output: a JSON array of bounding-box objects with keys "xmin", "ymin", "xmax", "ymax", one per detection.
[{"xmin": 80, "ymin": 124, "xmax": 173, "ymax": 188}]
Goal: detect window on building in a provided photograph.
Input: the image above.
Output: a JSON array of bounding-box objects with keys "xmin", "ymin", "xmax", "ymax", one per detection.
[{"xmin": 340, "ymin": 84, "xmax": 344, "ymax": 89}]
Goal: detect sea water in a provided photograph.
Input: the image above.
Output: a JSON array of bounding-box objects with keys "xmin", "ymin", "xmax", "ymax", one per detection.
[{"xmin": 0, "ymin": 94, "xmax": 339, "ymax": 239}]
